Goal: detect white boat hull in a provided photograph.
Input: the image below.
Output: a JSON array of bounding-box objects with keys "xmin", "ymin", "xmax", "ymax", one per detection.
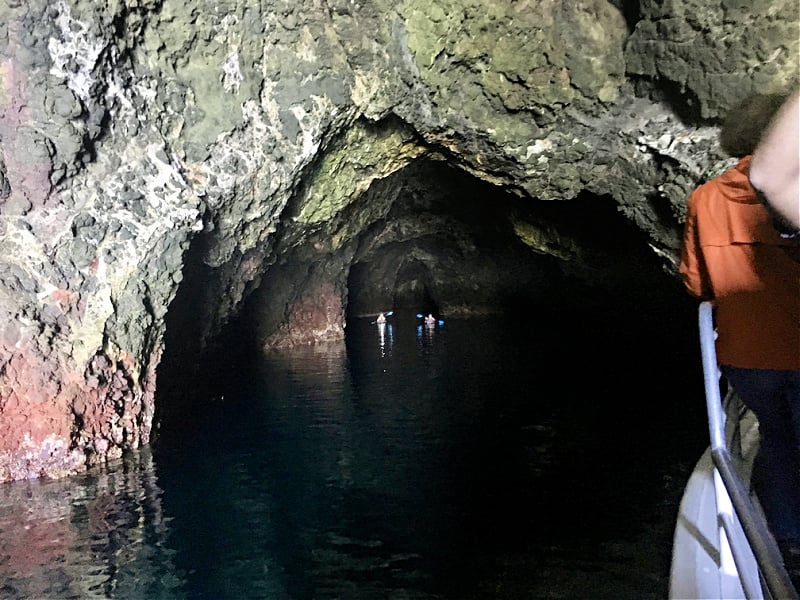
[{"xmin": 669, "ymin": 409, "xmax": 762, "ymax": 599}]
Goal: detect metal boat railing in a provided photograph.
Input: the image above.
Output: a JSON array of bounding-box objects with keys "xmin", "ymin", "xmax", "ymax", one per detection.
[{"xmin": 698, "ymin": 301, "xmax": 797, "ymax": 599}]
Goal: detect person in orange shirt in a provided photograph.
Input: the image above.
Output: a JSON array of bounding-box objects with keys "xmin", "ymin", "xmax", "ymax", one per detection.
[{"xmin": 679, "ymin": 93, "xmax": 800, "ymax": 576}]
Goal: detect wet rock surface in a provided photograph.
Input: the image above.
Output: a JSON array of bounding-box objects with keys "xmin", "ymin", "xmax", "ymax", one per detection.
[{"xmin": 0, "ymin": 0, "xmax": 796, "ymax": 480}]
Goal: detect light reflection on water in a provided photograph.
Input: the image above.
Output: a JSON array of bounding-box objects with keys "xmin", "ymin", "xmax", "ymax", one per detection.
[
  {"xmin": 0, "ymin": 311, "xmax": 706, "ymax": 599},
  {"xmin": 376, "ymin": 322, "xmax": 392, "ymax": 358},
  {"xmin": 0, "ymin": 449, "xmax": 183, "ymax": 599}
]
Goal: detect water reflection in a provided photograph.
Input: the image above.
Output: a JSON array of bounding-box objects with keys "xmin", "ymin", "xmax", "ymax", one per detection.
[
  {"xmin": 0, "ymin": 314, "xmax": 705, "ymax": 599},
  {"xmin": 377, "ymin": 322, "xmax": 393, "ymax": 357},
  {"xmin": 252, "ymin": 338, "xmax": 472, "ymax": 597},
  {"xmin": 0, "ymin": 448, "xmax": 184, "ymax": 599},
  {"xmin": 416, "ymin": 322, "xmax": 436, "ymax": 346}
]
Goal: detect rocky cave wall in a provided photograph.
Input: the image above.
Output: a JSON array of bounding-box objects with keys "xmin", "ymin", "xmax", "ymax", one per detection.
[{"xmin": 0, "ymin": 0, "xmax": 797, "ymax": 480}]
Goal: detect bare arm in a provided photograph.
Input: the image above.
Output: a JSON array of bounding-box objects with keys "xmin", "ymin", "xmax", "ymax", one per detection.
[{"xmin": 749, "ymin": 90, "xmax": 800, "ymax": 229}]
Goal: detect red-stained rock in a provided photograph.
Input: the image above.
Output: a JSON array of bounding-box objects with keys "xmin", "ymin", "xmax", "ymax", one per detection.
[
  {"xmin": 262, "ymin": 281, "xmax": 346, "ymax": 348},
  {"xmin": 0, "ymin": 341, "xmax": 159, "ymax": 482}
]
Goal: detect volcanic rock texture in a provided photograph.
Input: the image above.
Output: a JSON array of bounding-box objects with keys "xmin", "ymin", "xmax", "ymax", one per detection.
[{"xmin": 0, "ymin": 0, "xmax": 796, "ymax": 480}]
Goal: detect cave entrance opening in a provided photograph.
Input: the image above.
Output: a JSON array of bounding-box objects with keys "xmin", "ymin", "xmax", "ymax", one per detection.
[
  {"xmin": 392, "ymin": 259, "xmax": 438, "ymax": 316},
  {"xmin": 342, "ymin": 158, "xmax": 564, "ymax": 324},
  {"xmin": 345, "ymin": 258, "xmax": 438, "ymax": 320},
  {"xmin": 154, "ymin": 155, "xmax": 700, "ymax": 446}
]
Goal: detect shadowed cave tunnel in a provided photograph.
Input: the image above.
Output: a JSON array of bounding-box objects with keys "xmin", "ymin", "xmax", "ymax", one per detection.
[{"xmin": 154, "ymin": 158, "xmax": 704, "ymax": 442}]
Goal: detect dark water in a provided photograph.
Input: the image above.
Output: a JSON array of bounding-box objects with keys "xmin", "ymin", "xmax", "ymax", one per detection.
[{"xmin": 0, "ymin": 305, "xmax": 708, "ymax": 599}]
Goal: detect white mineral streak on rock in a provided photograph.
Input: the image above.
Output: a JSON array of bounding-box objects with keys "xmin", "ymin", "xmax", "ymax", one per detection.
[
  {"xmin": 637, "ymin": 124, "xmax": 725, "ymax": 176},
  {"xmin": 525, "ymin": 138, "xmax": 553, "ymax": 159},
  {"xmin": 216, "ymin": 15, "xmax": 244, "ymax": 94},
  {"xmin": 190, "ymin": 82, "xmax": 298, "ymax": 262},
  {"xmin": 292, "ymin": 94, "xmax": 336, "ymax": 163},
  {"xmin": 257, "ymin": 79, "xmax": 289, "ymax": 146},
  {"xmin": 54, "ymin": 94, "xmax": 202, "ymax": 365},
  {"xmin": 290, "ymin": 105, "xmax": 320, "ymax": 161},
  {"xmin": 43, "ymin": 0, "xmax": 205, "ymax": 364},
  {"xmin": 222, "ymin": 51, "xmax": 243, "ymax": 93},
  {"xmin": 144, "ymin": 144, "xmax": 186, "ymax": 205},
  {"xmin": 628, "ymin": 101, "xmax": 722, "ymax": 175},
  {"xmin": 103, "ymin": 137, "xmax": 200, "ymax": 253},
  {"xmin": 105, "ymin": 72, "xmax": 137, "ymax": 118},
  {"xmin": 203, "ymin": 73, "xmax": 334, "ymax": 232},
  {"xmin": 207, "ymin": 101, "xmax": 276, "ymax": 199},
  {"xmin": 47, "ymin": 0, "xmax": 106, "ymax": 102}
]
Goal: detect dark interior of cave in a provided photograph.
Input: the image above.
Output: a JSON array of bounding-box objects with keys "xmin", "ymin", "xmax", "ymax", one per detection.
[
  {"xmin": 154, "ymin": 159, "xmax": 703, "ymax": 443},
  {"xmin": 341, "ymin": 159, "xmax": 563, "ymax": 319},
  {"xmin": 340, "ymin": 159, "xmax": 679, "ymax": 320}
]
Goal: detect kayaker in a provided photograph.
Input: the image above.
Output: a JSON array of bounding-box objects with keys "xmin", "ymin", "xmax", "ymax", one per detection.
[
  {"xmin": 424, "ymin": 314, "xmax": 436, "ymax": 325},
  {"xmin": 679, "ymin": 92, "xmax": 800, "ymax": 584},
  {"xmin": 376, "ymin": 312, "xmax": 386, "ymax": 324}
]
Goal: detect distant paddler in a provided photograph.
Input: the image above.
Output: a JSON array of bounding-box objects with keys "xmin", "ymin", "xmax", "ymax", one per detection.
[
  {"xmin": 416, "ymin": 312, "xmax": 444, "ymax": 326},
  {"xmin": 374, "ymin": 310, "xmax": 393, "ymax": 324}
]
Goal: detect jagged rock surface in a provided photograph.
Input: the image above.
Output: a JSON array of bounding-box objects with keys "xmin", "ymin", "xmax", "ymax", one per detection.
[{"xmin": 0, "ymin": 0, "xmax": 796, "ymax": 480}]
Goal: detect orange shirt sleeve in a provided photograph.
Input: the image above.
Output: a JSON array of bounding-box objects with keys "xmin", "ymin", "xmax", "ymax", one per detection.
[{"xmin": 679, "ymin": 190, "xmax": 712, "ymax": 300}]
